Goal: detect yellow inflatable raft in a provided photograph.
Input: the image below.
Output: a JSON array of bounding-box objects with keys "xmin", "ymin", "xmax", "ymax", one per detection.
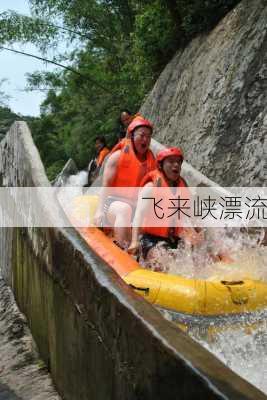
[{"xmin": 72, "ymin": 195, "xmax": 267, "ymax": 317}]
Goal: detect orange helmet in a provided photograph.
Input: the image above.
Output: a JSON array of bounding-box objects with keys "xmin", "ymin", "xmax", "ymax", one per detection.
[
  {"xmin": 156, "ymin": 147, "xmax": 183, "ymax": 167},
  {"xmin": 127, "ymin": 117, "xmax": 153, "ymax": 137}
]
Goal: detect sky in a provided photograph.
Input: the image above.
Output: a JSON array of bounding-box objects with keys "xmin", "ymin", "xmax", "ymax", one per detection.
[{"xmin": 0, "ymin": 0, "xmax": 57, "ymax": 116}]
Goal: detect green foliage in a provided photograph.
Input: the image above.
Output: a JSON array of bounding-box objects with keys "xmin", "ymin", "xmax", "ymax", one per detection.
[
  {"xmin": 0, "ymin": 11, "xmax": 60, "ymax": 51},
  {"xmin": 0, "ymin": 78, "xmax": 10, "ymax": 107},
  {"xmin": 177, "ymin": 0, "xmax": 241, "ymax": 37},
  {"xmin": 0, "ymin": 105, "xmax": 19, "ymax": 137},
  {"xmin": 0, "ymin": 0, "xmax": 240, "ymax": 179},
  {"xmin": 46, "ymin": 159, "xmax": 67, "ymax": 180},
  {"xmin": 131, "ymin": 1, "xmax": 179, "ymax": 86}
]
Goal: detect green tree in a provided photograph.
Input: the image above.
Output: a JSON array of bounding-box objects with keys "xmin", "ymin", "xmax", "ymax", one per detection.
[
  {"xmin": 0, "ymin": 0, "xmax": 240, "ymax": 179},
  {"xmin": 0, "ymin": 105, "xmax": 18, "ymax": 137}
]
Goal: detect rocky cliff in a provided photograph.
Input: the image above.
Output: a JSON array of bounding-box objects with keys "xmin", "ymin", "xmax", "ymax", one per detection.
[{"xmin": 141, "ymin": 0, "xmax": 267, "ymax": 186}]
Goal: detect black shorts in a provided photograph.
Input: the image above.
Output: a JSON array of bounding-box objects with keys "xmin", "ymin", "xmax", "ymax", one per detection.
[{"xmin": 140, "ymin": 233, "xmax": 182, "ymax": 260}]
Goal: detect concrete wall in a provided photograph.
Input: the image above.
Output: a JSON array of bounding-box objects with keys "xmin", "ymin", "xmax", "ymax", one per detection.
[{"xmin": 0, "ymin": 122, "xmax": 265, "ymax": 399}]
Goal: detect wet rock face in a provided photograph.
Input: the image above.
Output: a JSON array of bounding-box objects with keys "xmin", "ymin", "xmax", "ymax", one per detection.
[{"xmin": 141, "ymin": 0, "xmax": 267, "ymax": 186}]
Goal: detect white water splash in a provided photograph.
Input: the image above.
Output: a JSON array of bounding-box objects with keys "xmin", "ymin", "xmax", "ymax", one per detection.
[
  {"xmin": 57, "ymin": 171, "xmax": 88, "ymax": 221},
  {"xmin": 188, "ymin": 319, "xmax": 267, "ymax": 394},
  {"xmin": 146, "ymin": 228, "xmax": 267, "ymax": 282}
]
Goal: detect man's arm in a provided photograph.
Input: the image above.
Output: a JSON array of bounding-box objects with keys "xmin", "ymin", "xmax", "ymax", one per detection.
[{"xmin": 94, "ymin": 150, "xmax": 120, "ymax": 226}]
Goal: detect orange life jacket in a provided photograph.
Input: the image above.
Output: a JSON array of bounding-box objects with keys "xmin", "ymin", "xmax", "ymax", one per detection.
[
  {"xmin": 141, "ymin": 170, "xmax": 189, "ymax": 238},
  {"xmin": 111, "ymin": 139, "xmax": 156, "ymax": 200},
  {"xmin": 109, "ymin": 138, "xmax": 127, "ymax": 156},
  {"xmin": 96, "ymin": 147, "xmax": 110, "ymax": 168}
]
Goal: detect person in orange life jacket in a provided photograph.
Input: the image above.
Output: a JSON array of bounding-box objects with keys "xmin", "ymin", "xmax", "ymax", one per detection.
[
  {"xmin": 110, "ymin": 111, "xmax": 143, "ymax": 155},
  {"xmin": 87, "ymin": 136, "xmax": 110, "ymax": 186},
  {"xmin": 94, "ymin": 117, "xmax": 156, "ymax": 248},
  {"xmin": 128, "ymin": 147, "xmax": 203, "ymax": 269},
  {"xmin": 119, "ymin": 109, "xmax": 134, "ymax": 139},
  {"xmin": 95, "ymin": 136, "xmax": 110, "ymax": 168}
]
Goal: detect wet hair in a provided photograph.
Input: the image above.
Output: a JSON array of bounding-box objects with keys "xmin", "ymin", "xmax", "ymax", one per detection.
[
  {"xmin": 95, "ymin": 136, "xmax": 107, "ymax": 146},
  {"xmin": 120, "ymin": 109, "xmax": 132, "ymax": 117},
  {"xmin": 118, "ymin": 109, "xmax": 132, "ymax": 125}
]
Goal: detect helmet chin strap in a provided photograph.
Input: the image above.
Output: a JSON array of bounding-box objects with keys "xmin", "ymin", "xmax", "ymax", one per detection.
[
  {"xmin": 131, "ymin": 136, "xmax": 148, "ymax": 160},
  {"xmin": 131, "ymin": 136, "xmax": 137, "ymax": 155}
]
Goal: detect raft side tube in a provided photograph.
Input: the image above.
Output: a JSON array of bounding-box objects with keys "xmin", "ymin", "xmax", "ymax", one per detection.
[
  {"xmin": 73, "ymin": 195, "xmax": 267, "ymax": 317},
  {"xmin": 125, "ymin": 269, "xmax": 267, "ymax": 315}
]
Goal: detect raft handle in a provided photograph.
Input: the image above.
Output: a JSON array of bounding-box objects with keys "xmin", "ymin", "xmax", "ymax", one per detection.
[
  {"xmin": 129, "ymin": 284, "xmax": 150, "ymax": 296},
  {"xmin": 221, "ymin": 280, "xmax": 244, "ymax": 286},
  {"xmin": 221, "ymin": 281, "xmax": 249, "ymax": 305}
]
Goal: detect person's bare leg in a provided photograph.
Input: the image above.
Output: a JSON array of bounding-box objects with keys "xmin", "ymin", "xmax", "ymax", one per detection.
[{"xmin": 107, "ymin": 201, "xmax": 132, "ymax": 247}]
